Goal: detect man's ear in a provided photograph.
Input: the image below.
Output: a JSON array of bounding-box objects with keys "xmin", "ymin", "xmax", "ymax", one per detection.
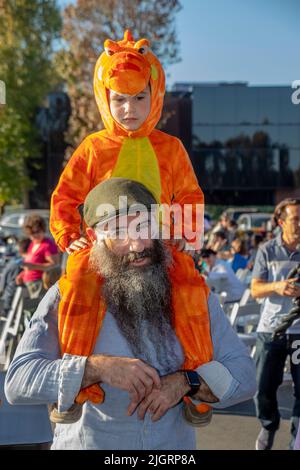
[
  {"xmin": 277, "ymin": 219, "xmax": 284, "ymax": 228},
  {"xmin": 86, "ymin": 227, "xmax": 97, "ymax": 243}
]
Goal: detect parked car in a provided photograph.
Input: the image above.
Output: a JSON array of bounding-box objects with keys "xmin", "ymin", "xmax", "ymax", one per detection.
[
  {"xmin": 237, "ymin": 212, "xmax": 272, "ymax": 233},
  {"xmin": 0, "ymin": 210, "xmax": 51, "ymax": 240},
  {"xmin": 221, "ymin": 207, "xmax": 260, "ymax": 222}
]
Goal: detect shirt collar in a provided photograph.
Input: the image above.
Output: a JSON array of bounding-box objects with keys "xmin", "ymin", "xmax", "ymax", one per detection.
[{"xmin": 276, "ymin": 232, "xmax": 284, "ymax": 246}]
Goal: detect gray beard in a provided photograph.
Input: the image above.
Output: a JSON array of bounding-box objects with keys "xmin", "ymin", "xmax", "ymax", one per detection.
[{"xmin": 89, "ymin": 240, "xmax": 180, "ymax": 373}]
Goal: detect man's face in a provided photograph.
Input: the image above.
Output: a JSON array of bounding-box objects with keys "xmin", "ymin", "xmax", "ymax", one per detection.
[
  {"xmin": 88, "ymin": 217, "xmax": 177, "ymax": 373},
  {"xmin": 26, "ymin": 228, "xmax": 45, "ymax": 243},
  {"xmin": 93, "ymin": 213, "xmax": 155, "ymax": 268},
  {"xmin": 280, "ymin": 205, "xmax": 300, "ymax": 241},
  {"xmin": 109, "ymin": 84, "xmax": 151, "ymax": 130}
]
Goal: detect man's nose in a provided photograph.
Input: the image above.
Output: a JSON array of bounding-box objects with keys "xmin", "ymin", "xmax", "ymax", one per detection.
[{"xmin": 128, "ymin": 237, "xmax": 145, "ymax": 252}]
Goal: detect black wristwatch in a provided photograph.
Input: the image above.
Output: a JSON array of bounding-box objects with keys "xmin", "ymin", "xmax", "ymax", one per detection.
[{"xmin": 183, "ymin": 370, "xmax": 201, "ymax": 397}]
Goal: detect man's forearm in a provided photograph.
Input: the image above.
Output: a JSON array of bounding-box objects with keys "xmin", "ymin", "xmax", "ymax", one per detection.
[
  {"xmin": 81, "ymin": 354, "xmax": 107, "ymax": 388},
  {"xmin": 251, "ymin": 279, "xmax": 278, "ymax": 298}
]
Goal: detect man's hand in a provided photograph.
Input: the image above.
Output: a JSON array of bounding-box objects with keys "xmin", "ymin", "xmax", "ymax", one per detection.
[
  {"xmin": 81, "ymin": 355, "xmax": 161, "ymax": 408},
  {"xmin": 66, "ymin": 236, "xmax": 90, "ymax": 254},
  {"xmin": 129, "ymin": 372, "xmax": 190, "ymax": 422},
  {"xmin": 274, "ymin": 278, "xmax": 300, "ymax": 297},
  {"xmin": 252, "ymin": 277, "xmax": 300, "ymax": 299},
  {"xmin": 192, "ymin": 376, "xmax": 219, "ymax": 403}
]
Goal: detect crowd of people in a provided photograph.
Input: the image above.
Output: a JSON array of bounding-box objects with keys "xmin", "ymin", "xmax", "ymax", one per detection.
[{"xmin": 194, "ymin": 212, "xmax": 271, "ymax": 305}]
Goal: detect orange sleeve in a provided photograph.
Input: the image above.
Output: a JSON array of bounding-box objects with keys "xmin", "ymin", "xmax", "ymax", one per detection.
[
  {"xmin": 50, "ymin": 138, "xmax": 95, "ymax": 251},
  {"xmin": 171, "ymin": 138, "xmax": 204, "ymax": 249}
]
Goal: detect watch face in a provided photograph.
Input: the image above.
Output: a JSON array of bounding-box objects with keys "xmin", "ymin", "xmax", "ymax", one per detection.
[{"xmin": 185, "ymin": 370, "xmax": 200, "ymax": 388}]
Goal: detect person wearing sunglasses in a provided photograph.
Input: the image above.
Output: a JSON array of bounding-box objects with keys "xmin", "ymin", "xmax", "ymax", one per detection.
[{"xmin": 19, "ymin": 214, "xmax": 59, "ymax": 299}]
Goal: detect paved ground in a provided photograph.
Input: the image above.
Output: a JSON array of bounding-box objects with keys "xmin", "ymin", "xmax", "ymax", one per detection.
[{"xmin": 196, "ymin": 381, "xmax": 293, "ymax": 450}]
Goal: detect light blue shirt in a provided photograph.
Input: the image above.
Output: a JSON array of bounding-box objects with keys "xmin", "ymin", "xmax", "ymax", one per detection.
[
  {"xmin": 5, "ymin": 284, "xmax": 256, "ymax": 450},
  {"xmin": 252, "ymin": 233, "xmax": 300, "ymax": 334}
]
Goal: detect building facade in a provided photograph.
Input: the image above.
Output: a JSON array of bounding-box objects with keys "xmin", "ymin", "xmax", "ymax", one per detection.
[{"xmin": 171, "ymin": 82, "xmax": 300, "ymax": 205}]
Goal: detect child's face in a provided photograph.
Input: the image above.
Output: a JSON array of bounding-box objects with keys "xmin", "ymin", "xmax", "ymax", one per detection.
[{"xmin": 109, "ymin": 85, "xmax": 151, "ymax": 131}]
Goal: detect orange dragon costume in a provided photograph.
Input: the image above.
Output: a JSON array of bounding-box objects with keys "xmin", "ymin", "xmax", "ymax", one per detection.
[{"xmin": 50, "ymin": 31, "xmax": 213, "ymax": 414}]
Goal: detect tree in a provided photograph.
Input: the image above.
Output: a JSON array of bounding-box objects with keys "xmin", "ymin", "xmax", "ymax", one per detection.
[
  {"xmin": 56, "ymin": 0, "xmax": 182, "ymax": 156},
  {"xmin": 0, "ymin": 0, "xmax": 62, "ymax": 206}
]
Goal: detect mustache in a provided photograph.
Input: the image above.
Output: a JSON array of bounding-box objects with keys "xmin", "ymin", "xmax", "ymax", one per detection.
[{"xmin": 124, "ymin": 248, "xmax": 153, "ymax": 264}]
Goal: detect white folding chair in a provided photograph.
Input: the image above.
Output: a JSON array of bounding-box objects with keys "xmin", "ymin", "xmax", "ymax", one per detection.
[
  {"xmin": 0, "ymin": 287, "xmax": 24, "ymax": 371},
  {"xmin": 239, "ymin": 288, "xmax": 254, "ymax": 306},
  {"xmin": 230, "ymin": 302, "xmax": 261, "ymax": 330},
  {"xmin": 230, "ymin": 302, "xmax": 261, "ymax": 357}
]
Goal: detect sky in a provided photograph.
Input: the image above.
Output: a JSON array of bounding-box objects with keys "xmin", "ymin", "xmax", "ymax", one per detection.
[
  {"xmin": 167, "ymin": 0, "xmax": 299, "ymax": 87},
  {"xmin": 58, "ymin": 0, "xmax": 299, "ymax": 88}
]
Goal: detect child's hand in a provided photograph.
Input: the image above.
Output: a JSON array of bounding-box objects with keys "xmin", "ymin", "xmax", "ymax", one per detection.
[{"xmin": 66, "ymin": 236, "xmax": 90, "ymax": 254}]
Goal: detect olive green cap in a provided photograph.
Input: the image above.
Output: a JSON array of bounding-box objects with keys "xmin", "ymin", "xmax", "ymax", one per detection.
[{"xmin": 83, "ymin": 178, "xmax": 157, "ymax": 228}]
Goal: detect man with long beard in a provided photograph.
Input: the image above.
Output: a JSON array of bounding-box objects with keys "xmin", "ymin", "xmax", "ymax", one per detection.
[{"xmin": 5, "ymin": 178, "xmax": 256, "ymax": 450}]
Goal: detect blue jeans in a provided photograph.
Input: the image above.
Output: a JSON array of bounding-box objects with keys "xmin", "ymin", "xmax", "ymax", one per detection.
[{"xmin": 254, "ymin": 332, "xmax": 300, "ymax": 438}]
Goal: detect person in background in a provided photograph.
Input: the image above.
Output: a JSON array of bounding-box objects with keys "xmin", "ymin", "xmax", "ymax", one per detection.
[
  {"xmin": 230, "ymin": 238, "xmax": 249, "ymax": 273},
  {"xmin": 227, "ymin": 220, "xmax": 238, "ymax": 244},
  {"xmin": 247, "ymin": 234, "xmax": 264, "ymax": 271},
  {"xmin": 200, "ymin": 248, "xmax": 245, "ymax": 304},
  {"xmin": 208, "ymin": 231, "xmax": 230, "ymax": 253},
  {"xmin": 17, "ymin": 215, "xmax": 60, "ymax": 299},
  {"xmin": 0, "ymin": 238, "xmax": 31, "ymax": 316},
  {"xmin": 217, "ymin": 237, "xmax": 249, "ymax": 273},
  {"xmin": 215, "ymin": 213, "xmax": 231, "ymax": 237},
  {"xmin": 251, "ymin": 198, "xmax": 300, "ymax": 450}
]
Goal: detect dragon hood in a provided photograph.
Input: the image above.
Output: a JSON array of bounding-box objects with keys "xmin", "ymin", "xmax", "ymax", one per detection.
[{"xmin": 93, "ymin": 30, "xmax": 165, "ymax": 137}]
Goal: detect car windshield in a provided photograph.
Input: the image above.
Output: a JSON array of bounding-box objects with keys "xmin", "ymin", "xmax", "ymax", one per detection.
[
  {"xmin": 251, "ymin": 216, "xmax": 270, "ymax": 228},
  {"xmin": 1, "ymin": 214, "xmax": 22, "ymax": 226}
]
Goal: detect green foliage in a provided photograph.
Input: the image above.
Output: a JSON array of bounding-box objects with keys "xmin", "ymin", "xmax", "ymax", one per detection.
[{"xmin": 0, "ymin": 0, "xmax": 62, "ymax": 205}]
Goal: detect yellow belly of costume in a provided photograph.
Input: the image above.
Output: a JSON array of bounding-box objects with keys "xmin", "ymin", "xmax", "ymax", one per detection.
[{"xmin": 111, "ymin": 136, "xmax": 162, "ymax": 204}]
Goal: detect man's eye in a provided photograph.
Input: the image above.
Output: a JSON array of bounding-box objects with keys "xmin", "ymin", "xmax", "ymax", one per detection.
[{"xmin": 137, "ymin": 96, "xmax": 145, "ymax": 100}]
